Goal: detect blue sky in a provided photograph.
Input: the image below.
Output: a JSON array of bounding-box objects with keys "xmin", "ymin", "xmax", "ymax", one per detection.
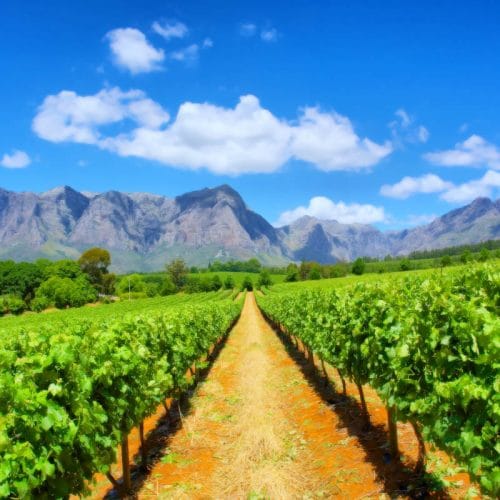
[{"xmin": 1, "ymin": 0, "xmax": 500, "ymax": 229}]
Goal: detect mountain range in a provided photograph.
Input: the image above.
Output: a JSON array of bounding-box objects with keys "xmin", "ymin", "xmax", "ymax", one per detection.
[{"xmin": 0, "ymin": 184, "xmax": 498, "ymax": 272}]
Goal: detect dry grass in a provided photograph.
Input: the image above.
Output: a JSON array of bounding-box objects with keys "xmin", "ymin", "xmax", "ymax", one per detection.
[{"xmin": 213, "ymin": 293, "xmax": 322, "ymax": 499}]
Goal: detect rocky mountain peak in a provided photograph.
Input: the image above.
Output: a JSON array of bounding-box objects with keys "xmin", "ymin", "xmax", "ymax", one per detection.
[{"xmin": 0, "ymin": 185, "xmax": 497, "ymax": 271}]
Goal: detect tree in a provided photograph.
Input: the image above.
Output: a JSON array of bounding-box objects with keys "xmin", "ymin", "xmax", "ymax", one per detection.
[
  {"xmin": 160, "ymin": 276, "xmax": 176, "ymax": 296},
  {"xmin": 478, "ymin": 247, "xmax": 490, "ymax": 262},
  {"xmin": 78, "ymin": 248, "xmax": 111, "ymax": 292},
  {"xmin": 223, "ymin": 275, "xmax": 235, "ymax": 289},
  {"xmin": 33, "ymin": 276, "xmax": 97, "ymax": 310},
  {"xmin": 399, "ymin": 259, "xmax": 411, "ymax": 271},
  {"xmin": 299, "ymin": 261, "xmax": 313, "ymax": 280},
  {"xmin": 285, "ymin": 263, "xmax": 299, "ymax": 282},
  {"xmin": 166, "ymin": 259, "xmax": 188, "ymax": 289},
  {"xmin": 440, "ymin": 255, "xmax": 452, "ymax": 267},
  {"xmin": 241, "ymin": 276, "xmax": 253, "ymax": 291},
  {"xmin": 460, "ymin": 250, "xmax": 472, "ymax": 264},
  {"xmin": 117, "ymin": 274, "xmax": 146, "ymax": 295},
  {"xmin": 257, "ymin": 269, "xmax": 273, "ymax": 288},
  {"xmin": 210, "ymin": 274, "xmax": 222, "ymax": 291},
  {"xmin": 309, "ymin": 268, "xmax": 321, "ymax": 280},
  {"xmin": 352, "ymin": 258, "xmax": 365, "ymax": 275}
]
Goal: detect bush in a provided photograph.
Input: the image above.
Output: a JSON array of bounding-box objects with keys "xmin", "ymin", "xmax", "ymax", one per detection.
[
  {"xmin": 257, "ymin": 270, "xmax": 273, "ymax": 287},
  {"xmin": 223, "ymin": 275, "xmax": 235, "ymax": 289},
  {"xmin": 0, "ymin": 295, "xmax": 26, "ymax": 316},
  {"xmin": 241, "ymin": 276, "xmax": 253, "ymax": 291},
  {"xmin": 160, "ymin": 276, "xmax": 176, "ymax": 296},
  {"xmin": 210, "ymin": 274, "xmax": 222, "ymax": 291},
  {"xmin": 117, "ymin": 274, "xmax": 146, "ymax": 295},
  {"xmin": 33, "ymin": 276, "xmax": 97, "ymax": 310},
  {"xmin": 351, "ymin": 258, "xmax": 365, "ymax": 275},
  {"xmin": 399, "ymin": 259, "xmax": 411, "ymax": 271},
  {"xmin": 309, "ymin": 268, "xmax": 321, "ymax": 280}
]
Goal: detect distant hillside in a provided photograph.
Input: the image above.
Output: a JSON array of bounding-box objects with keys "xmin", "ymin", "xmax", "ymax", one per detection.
[{"xmin": 0, "ymin": 184, "xmax": 498, "ymax": 272}]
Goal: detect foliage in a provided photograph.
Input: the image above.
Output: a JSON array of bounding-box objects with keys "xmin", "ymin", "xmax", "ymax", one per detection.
[
  {"xmin": 223, "ymin": 274, "xmax": 235, "ymax": 289},
  {"xmin": 78, "ymin": 247, "xmax": 112, "ymax": 293},
  {"xmin": 32, "ymin": 276, "xmax": 97, "ymax": 310},
  {"xmin": 0, "ymin": 296, "xmax": 241, "ymax": 498},
  {"xmin": 208, "ymin": 258, "xmax": 262, "ymax": 273},
  {"xmin": 166, "ymin": 258, "xmax": 189, "ymax": 289},
  {"xmin": 440, "ymin": 255, "xmax": 452, "ymax": 267},
  {"xmin": 257, "ymin": 269, "xmax": 273, "ymax": 288},
  {"xmin": 399, "ymin": 258, "xmax": 411, "ymax": 271},
  {"xmin": 160, "ymin": 276, "xmax": 176, "ymax": 296},
  {"xmin": 241, "ymin": 276, "xmax": 253, "ymax": 291},
  {"xmin": 257, "ymin": 264, "xmax": 500, "ymax": 496},
  {"xmin": 351, "ymin": 258, "xmax": 365, "ymax": 275},
  {"xmin": 285, "ymin": 263, "xmax": 299, "ymax": 282},
  {"xmin": 117, "ymin": 274, "xmax": 147, "ymax": 295},
  {"xmin": 0, "ymin": 295, "xmax": 26, "ymax": 316}
]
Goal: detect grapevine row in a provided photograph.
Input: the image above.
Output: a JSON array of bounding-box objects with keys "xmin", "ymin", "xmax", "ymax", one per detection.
[
  {"xmin": 257, "ymin": 265, "xmax": 499, "ymax": 495},
  {"xmin": 0, "ymin": 298, "xmax": 242, "ymax": 498}
]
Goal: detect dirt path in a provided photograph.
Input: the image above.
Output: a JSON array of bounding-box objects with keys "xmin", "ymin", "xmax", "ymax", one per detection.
[{"xmin": 93, "ymin": 292, "xmax": 470, "ymax": 499}]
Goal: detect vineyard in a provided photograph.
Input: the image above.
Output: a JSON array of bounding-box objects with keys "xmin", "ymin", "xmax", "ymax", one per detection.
[
  {"xmin": 258, "ymin": 265, "xmax": 500, "ymax": 496},
  {"xmin": 0, "ymin": 264, "xmax": 498, "ymax": 498},
  {"xmin": 0, "ymin": 291, "xmax": 242, "ymax": 498}
]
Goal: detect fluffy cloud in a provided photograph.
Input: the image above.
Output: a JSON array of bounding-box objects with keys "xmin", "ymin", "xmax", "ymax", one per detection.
[
  {"xmin": 261, "ymin": 28, "xmax": 278, "ymax": 42},
  {"xmin": 424, "ymin": 135, "xmax": 500, "ymax": 170},
  {"xmin": 33, "ymin": 89, "xmax": 392, "ymax": 175},
  {"xmin": 380, "ymin": 174, "xmax": 453, "ymax": 199},
  {"xmin": 106, "ymin": 28, "xmax": 164, "ymax": 74},
  {"xmin": 152, "ymin": 20, "xmax": 188, "ymax": 40},
  {"xmin": 380, "ymin": 171, "xmax": 500, "ymax": 204},
  {"xmin": 291, "ymin": 107, "xmax": 392, "ymax": 171},
  {"xmin": 275, "ymin": 196, "xmax": 386, "ymax": 226},
  {"xmin": 389, "ymin": 108, "xmax": 429, "ymax": 144},
  {"xmin": 0, "ymin": 150, "xmax": 31, "ymax": 168},
  {"xmin": 169, "ymin": 44, "xmax": 200, "ymax": 63},
  {"xmin": 440, "ymin": 170, "xmax": 500, "ymax": 203},
  {"xmin": 32, "ymin": 87, "xmax": 169, "ymax": 144}
]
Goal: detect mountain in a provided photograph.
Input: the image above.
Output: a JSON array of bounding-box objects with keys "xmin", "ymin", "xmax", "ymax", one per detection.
[
  {"xmin": 0, "ymin": 185, "xmax": 498, "ymax": 272},
  {"xmin": 280, "ymin": 197, "xmax": 500, "ymax": 262}
]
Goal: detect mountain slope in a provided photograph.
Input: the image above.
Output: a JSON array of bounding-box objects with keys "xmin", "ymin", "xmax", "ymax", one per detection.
[{"xmin": 0, "ymin": 184, "xmax": 498, "ymax": 271}]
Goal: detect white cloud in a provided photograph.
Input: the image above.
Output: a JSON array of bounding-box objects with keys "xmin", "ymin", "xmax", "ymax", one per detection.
[
  {"xmin": 424, "ymin": 135, "xmax": 500, "ymax": 170},
  {"xmin": 169, "ymin": 44, "xmax": 200, "ymax": 63},
  {"xmin": 380, "ymin": 171, "xmax": 500, "ymax": 204},
  {"xmin": 389, "ymin": 108, "xmax": 429, "ymax": 144},
  {"xmin": 106, "ymin": 28, "xmax": 164, "ymax": 74},
  {"xmin": 275, "ymin": 196, "xmax": 386, "ymax": 226},
  {"xmin": 102, "ymin": 94, "xmax": 292, "ymax": 175},
  {"xmin": 32, "ymin": 87, "xmax": 169, "ymax": 144},
  {"xmin": 0, "ymin": 150, "xmax": 31, "ymax": 168},
  {"xmin": 291, "ymin": 107, "xmax": 392, "ymax": 171},
  {"xmin": 440, "ymin": 170, "xmax": 500, "ymax": 203},
  {"xmin": 33, "ymin": 89, "xmax": 392, "ymax": 176},
  {"xmin": 380, "ymin": 174, "xmax": 453, "ymax": 199},
  {"xmin": 239, "ymin": 23, "xmax": 257, "ymax": 37},
  {"xmin": 152, "ymin": 20, "xmax": 188, "ymax": 40},
  {"xmin": 261, "ymin": 28, "xmax": 278, "ymax": 42},
  {"xmin": 395, "ymin": 108, "xmax": 411, "ymax": 128}
]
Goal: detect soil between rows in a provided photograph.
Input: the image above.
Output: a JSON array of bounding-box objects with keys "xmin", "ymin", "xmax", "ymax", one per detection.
[{"xmin": 88, "ymin": 292, "xmax": 471, "ymax": 499}]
